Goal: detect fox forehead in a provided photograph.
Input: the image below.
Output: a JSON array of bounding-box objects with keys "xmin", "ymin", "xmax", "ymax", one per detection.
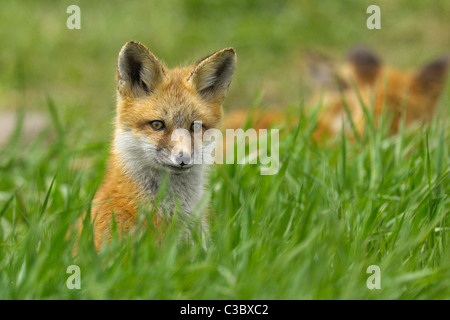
[{"xmin": 118, "ymin": 67, "xmax": 222, "ymax": 129}]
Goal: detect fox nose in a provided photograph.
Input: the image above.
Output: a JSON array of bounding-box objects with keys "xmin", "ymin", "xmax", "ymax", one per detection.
[{"xmin": 175, "ymin": 151, "xmax": 191, "ymax": 166}]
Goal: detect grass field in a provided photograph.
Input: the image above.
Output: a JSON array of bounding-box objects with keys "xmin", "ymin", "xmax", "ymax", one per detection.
[{"xmin": 0, "ymin": 0, "xmax": 449, "ymax": 299}]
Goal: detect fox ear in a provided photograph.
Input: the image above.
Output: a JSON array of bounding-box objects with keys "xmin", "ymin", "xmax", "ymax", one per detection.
[
  {"xmin": 116, "ymin": 41, "xmax": 166, "ymax": 98},
  {"xmin": 413, "ymin": 54, "xmax": 450, "ymax": 96},
  {"xmin": 189, "ymin": 48, "xmax": 236, "ymax": 104},
  {"xmin": 346, "ymin": 46, "xmax": 381, "ymax": 85},
  {"xmin": 306, "ymin": 52, "xmax": 347, "ymax": 90}
]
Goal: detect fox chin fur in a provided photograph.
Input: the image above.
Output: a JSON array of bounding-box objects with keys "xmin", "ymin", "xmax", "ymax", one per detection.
[{"xmin": 90, "ymin": 41, "xmax": 236, "ymax": 250}]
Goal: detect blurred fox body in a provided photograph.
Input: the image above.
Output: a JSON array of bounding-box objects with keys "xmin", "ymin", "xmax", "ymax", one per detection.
[
  {"xmin": 223, "ymin": 47, "xmax": 449, "ymax": 139},
  {"xmin": 91, "ymin": 41, "xmax": 236, "ymax": 249},
  {"xmin": 312, "ymin": 47, "xmax": 449, "ymax": 138}
]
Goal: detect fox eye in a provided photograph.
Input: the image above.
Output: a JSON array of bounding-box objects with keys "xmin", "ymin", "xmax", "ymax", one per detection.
[
  {"xmin": 190, "ymin": 122, "xmax": 202, "ymax": 133},
  {"xmin": 149, "ymin": 120, "xmax": 165, "ymax": 131}
]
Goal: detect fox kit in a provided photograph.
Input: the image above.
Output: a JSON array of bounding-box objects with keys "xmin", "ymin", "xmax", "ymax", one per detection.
[
  {"xmin": 223, "ymin": 47, "xmax": 449, "ymax": 139},
  {"xmin": 91, "ymin": 41, "xmax": 236, "ymax": 249},
  {"xmin": 310, "ymin": 47, "xmax": 450, "ymax": 138}
]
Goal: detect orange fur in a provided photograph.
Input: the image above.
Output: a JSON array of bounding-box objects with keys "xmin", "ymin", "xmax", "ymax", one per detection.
[
  {"xmin": 89, "ymin": 41, "xmax": 236, "ymax": 250},
  {"xmin": 223, "ymin": 47, "xmax": 449, "ymax": 141}
]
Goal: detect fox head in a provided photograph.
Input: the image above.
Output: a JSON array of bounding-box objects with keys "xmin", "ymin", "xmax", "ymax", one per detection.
[
  {"xmin": 308, "ymin": 47, "xmax": 450, "ymax": 137},
  {"xmin": 112, "ymin": 41, "xmax": 236, "ymax": 176}
]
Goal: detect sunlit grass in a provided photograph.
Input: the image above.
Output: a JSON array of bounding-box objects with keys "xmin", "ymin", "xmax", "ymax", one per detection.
[
  {"xmin": 0, "ymin": 0, "xmax": 449, "ymax": 300},
  {"xmin": 0, "ymin": 94, "xmax": 448, "ymax": 299}
]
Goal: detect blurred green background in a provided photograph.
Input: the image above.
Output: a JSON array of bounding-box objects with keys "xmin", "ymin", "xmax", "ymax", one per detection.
[
  {"xmin": 1, "ymin": 0, "xmax": 449, "ymax": 143},
  {"xmin": 0, "ymin": 0, "xmax": 449, "ymax": 300}
]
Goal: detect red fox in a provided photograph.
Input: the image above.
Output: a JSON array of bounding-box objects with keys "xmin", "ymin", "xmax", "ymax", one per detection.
[
  {"xmin": 223, "ymin": 47, "xmax": 449, "ymax": 139},
  {"xmin": 90, "ymin": 41, "xmax": 236, "ymax": 249}
]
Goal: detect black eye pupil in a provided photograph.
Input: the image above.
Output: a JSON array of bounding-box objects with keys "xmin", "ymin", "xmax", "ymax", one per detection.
[
  {"xmin": 192, "ymin": 123, "xmax": 202, "ymax": 132},
  {"xmin": 150, "ymin": 121, "xmax": 164, "ymax": 131}
]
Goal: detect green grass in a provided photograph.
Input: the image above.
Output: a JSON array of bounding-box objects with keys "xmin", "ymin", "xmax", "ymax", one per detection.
[
  {"xmin": 0, "ymin": 0, "xmax": 449, "ymax": 300},
  {"xmin": 0, "ymin": 98, "xmax": 449, "ymax": 299}
]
